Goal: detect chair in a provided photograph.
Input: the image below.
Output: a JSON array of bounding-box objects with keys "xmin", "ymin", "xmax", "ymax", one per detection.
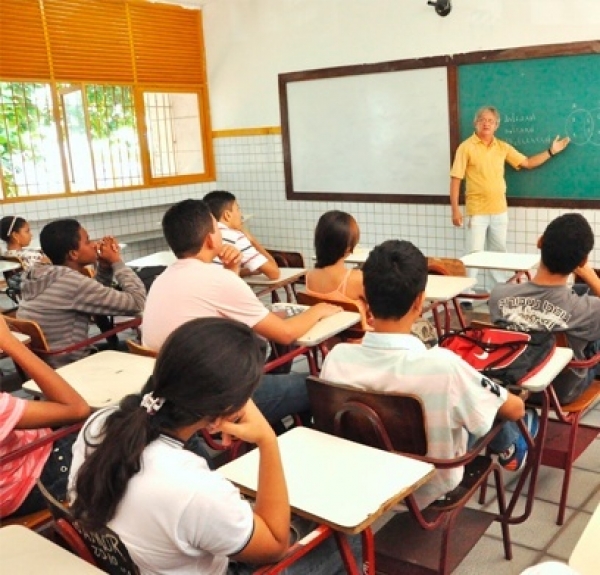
[
  {"xmin": 0, "ymin": 254, "xmax": 24, "ymax": 307},
  {"xmin": 539, "ymin": 332, "xmax": 600, "ymax": 525},
  {"xmin": 3, "ymin": 315, "xmax": 141, "ymax": 377},
  {"xmin": 267, "ymin": 249, "xmax": 306, "ymax": 303},
  {"xmin": 426, "ymin": 256, "xmax": 488, "ymax": 334},
  {"xmin": 306, "ymin": 376, "xmax": 511, "ymax": 575},
  {"xmin": 126, "ymin": 339, "xmax": 247, "ymax": 465},
  {"xmin": 0, "ymin": 423, "xmax": 82, "ymax": 531},
  {"xmin": 36, "ymin": 480, "xmax": 140, "ymax": 575}
]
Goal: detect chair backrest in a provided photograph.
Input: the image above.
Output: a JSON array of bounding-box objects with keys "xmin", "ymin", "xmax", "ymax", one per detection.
[
  {"xmin": 37, "ymin": 481, "xmax": 140, "ymax": 575},
  {"xmin": 427, "ymin": 256, "xmax": 467, "ymax": 277},
  {"xmin": 267, "ymin": 249, "xmax": 305, "ymax": 270},
  {"xmin": 306, "ymin": 376, "xmax": 428, "ymax": 456},
  {"xmin": 3, "ymin": 315, "xmax": 50, "ymax": 352},
  {"xmin": 126, "ymin": 339, "xmax": 157, "ymax": 357}
]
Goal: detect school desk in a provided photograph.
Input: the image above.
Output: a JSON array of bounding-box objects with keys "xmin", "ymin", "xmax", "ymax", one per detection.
[
  {"xmin": 245, "ymin": 267, "xmax": 307, "ymax": 302},
  {"xmin": 22, "ymin": 350, "xmax": 154, "ymax": 409},
  {"xmin": 569, "ymin": 503, "xmax": 600, "ymax": 575},
  {"xmin": 126, "ymin": 250, "xmax": 176, "ymax": 268},
  {"xmin": 218, "ymin": 426, "xmax": 435, "ymax": 575},
  {"xmin": 460, "ymin": 251, "xmax": 539, "ymax": 282},
  {"xmin": 0, "ymin": 525, "xmax": 104, "ymax": 574},
  {"xmin": 0, "ymin": 331, "xmax": 31, "ymax": 353},
  {"xmin": 467, "ymin": 346, "xmax": 573, "ymax": 527}
]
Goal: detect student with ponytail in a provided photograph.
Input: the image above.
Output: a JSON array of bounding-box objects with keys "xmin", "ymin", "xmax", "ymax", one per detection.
[{"xmin": 68, "ymin": 317, "xmax": 358, "ymax": 574}]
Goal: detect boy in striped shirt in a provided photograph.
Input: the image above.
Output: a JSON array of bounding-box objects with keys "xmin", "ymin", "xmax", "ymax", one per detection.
[{"xmin": 204, "ymin": 190, "xmax": 280, "ymax": 279}]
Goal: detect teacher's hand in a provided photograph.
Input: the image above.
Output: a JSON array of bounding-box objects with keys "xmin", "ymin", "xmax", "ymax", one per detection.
[
  {"xmin": 452, "ymin": 208, "xmax": 463, "ymax": 227},
  {"xmin": 550, "ymin": 135, "xmax": 570, "ymax": 155}
]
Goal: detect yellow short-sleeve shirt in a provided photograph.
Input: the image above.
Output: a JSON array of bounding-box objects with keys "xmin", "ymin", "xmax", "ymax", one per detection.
[{"xmin": 450, "ymin": 134, "xmax": 526, "ymax": 216}]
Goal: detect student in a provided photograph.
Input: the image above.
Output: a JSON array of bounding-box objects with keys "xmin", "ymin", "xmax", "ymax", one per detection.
[
  {"xmin": 0, "ymin": 315, "xmax": 90, "ymax": 519},
  {"xmin": 321, "ymin": 240, "xmax": 537, "ymax": 508},
  {"xmin": 0, "ymin": 215, "xmax": 48, "ymax": 269},
  {"xmin": 142, "ymin": 199, "xmax": 340, "ymax": 425},
  {"xmin": 490, "ymin": 213, "xmax": 600, "ymax": 404},
  {"xmin": 305, "ymin": 210, "xmax": 368, "ymax": 329},
  {"xmin": 69, "ymin": 317, "xmax": 359, "ymax": 574},
  {"xmin": 204, "ymin": 190, "xmax": 280, "ymax": 279},
  {"xmin": 17, "ymin": 219, "xmax": 146, "ymax": 367}
]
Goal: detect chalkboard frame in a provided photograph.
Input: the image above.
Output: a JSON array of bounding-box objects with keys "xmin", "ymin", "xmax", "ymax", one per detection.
[{"xmin": 279, "ymin": 40, "xmax": 600, "ymax": 208}]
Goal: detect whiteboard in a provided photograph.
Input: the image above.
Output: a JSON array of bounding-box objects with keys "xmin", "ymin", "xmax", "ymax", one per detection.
[{"xmin": 285, "ymin": 67, "xmax": 450, "ymax": 196}]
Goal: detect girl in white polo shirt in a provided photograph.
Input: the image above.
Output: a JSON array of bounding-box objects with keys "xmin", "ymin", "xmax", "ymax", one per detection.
[{"xmin": 68, "ymin": 317, "xmax": 357, "ymax": 575}]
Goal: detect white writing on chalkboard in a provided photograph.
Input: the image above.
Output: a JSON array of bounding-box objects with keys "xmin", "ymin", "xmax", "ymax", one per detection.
[
  {"xmin": 501, "ymin": 111, "xmax": 554, "ymax": 147},
  {"xmin": 566, "ymin": 107, "xmax": 600, "ymax": 146}
]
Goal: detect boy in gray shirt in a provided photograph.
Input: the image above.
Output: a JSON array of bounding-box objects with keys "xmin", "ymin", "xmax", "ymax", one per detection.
[{"xmin": 489, "ymin": 213, "xmax": 600, "ymax": 404}]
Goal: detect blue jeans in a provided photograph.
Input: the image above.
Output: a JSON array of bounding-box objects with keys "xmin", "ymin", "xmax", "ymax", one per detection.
[
  {"xmin": 468, "ymin": 421, "xmax": 520, "ymax": 453},
  {"xmin": 252, "ymin": 372, "xmax": 310, "ymax": 425},
  {"xmin": 228, "ymin": 532, "xmax": 362, "ymax": 575}
]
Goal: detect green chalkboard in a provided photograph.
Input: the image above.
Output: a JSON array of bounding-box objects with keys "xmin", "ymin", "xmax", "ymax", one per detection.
[{"xmin": 457, "ymin": 54, "xmax": 600, "ymax": 203}]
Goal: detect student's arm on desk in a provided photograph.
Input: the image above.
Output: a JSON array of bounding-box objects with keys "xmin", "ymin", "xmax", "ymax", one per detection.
[
  {"xmin": 0, "ymin": 317, "xmax": 90, "ymax": 428},
  {"xmin": 497, "ymin": 391, "xmax": 525, "ymax": 422},
  {"xmin": 221, "ymin": 401, "xmax": 290, "ymax": 563},
  {"xmin": 253, "ymin": 304, "xmax": 342, "ymax": 345}
]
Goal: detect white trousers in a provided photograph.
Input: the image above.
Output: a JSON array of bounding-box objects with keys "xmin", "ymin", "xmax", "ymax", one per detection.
[{"xmin": 466, "ymin": 212, "xmax": 509, "ymax": 286}]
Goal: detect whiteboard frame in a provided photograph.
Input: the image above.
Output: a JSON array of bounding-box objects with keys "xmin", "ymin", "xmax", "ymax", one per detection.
[{"xmin": 279, "ymin": 40, "xmax": 600, "ymax": 208}]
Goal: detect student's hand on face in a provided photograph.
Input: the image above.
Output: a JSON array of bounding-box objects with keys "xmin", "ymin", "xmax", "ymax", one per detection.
[
  {"xmin": 97, "ymin": 236, "xmax": 122, "ymax": 265},
  {"xmin": 219, "ymin": 245, "xmax": 242, "ymax": 271},
  {"xmin": 216, "ymin": 400, "xmax": 276, "ymax": 447},
  {"xmin": 314, "ymin": 302, "xmax": 343, "ymax": 320}
]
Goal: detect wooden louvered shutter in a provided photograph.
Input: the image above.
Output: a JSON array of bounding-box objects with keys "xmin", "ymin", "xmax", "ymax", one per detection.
[
  {"xmin": 0, "ymin": 0, "xmax": 51, "ymax": 80},
  {"xmin": 42, "ymin": 0, "xmax": 134, "ymax": 82},
  {"xmin": 128, "ymin": 3, "xmax": 205, "ymax": 85}
]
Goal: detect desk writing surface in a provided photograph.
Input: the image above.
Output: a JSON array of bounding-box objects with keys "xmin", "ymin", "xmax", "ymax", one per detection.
[
  {"xmin": 245, "ymin": 267, "xmax": 307, "ymax": 286},
  {"xmin": 569, "ymin": 503, "xmax": 600, "ymax": 575},
  {"xmin": 295, "ymin": 310, "xmax": 361, "ymax": 346},
  {"xmin": 127, "ymin": 250, "xmax": 176, "ymax": 268},
  {"xmin": 0, "ymin": 525, "xmax": 104, "ymax": 574},
  {"xmin": 219, "ymin": 427, "xmax": 434, "ymax": 534},
  {"xmin": 23, "ymin": 351, "xmax": 154, "ymax": 409},
  {"xmin": 514, "ymin": 347, "xmax": 572, "ymax": 393},
  {"xmin": 460, "ymin": 251, "xmax": 539, "ymax": 272},
  {"xmin": 0, "ymin": 260, "xmax": 21, "ymax": 273},
  {"xmin": 425, "ymin": 275, "xmax": 476, "ymax": 301}
]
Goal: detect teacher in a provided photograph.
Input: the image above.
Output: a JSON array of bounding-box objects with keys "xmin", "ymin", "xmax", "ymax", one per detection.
[{"xmin": 449, "ymin": 105, "xmax": 570, "ymax": 292}]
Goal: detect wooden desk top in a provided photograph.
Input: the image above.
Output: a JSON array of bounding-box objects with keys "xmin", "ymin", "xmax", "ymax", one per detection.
[
  {"xmin": 569, "ymin": 503, "xmax": 600, "ymax": 575},
  {"xmin": 22, "ymin": 351, "xmax": 154, "ymax": 409},
  {"xmin": 245, "ymin": 267, "xmax": 307, "ymax": 286},
  {"xmin": 218, "ymin": 427, "xmax": 434, "ymax": 534},
  {"xmin": 0, "ymin": 525, "xmax": 103, "ymax": 574},
  {"xmin": 127, "ymin": 250, "xmax": 176, "ymax": 268},
  {"xmin": 460, "ymin": 251, "xmax": 539, "ymax": 272}
]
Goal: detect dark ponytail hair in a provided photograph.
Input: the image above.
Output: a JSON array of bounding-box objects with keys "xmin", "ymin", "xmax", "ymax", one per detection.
[
  {"xmin": 71, "ymin": 317, "xmax": 264, "ymax": 528},
  {"xmin": 0, "ymin": 216, "xmax": 27, "ymax": 242}
]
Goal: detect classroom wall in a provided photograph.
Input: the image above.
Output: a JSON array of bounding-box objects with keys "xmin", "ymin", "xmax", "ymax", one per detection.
[
  {"xmin": 4, "ymin": 0, "xmax": 600, "ymax": 274},
  {"xmin": 201, "ymin": 0, "xmax": 600, "ymax": 281}
]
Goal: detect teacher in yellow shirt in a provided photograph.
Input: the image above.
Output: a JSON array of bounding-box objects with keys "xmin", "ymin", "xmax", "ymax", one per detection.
[{"xmin": 449, "ymin": 105, "xmax": 570, "ymax": 292}]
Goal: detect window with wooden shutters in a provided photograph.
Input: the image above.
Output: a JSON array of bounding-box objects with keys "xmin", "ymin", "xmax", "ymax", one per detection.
[{"xmin": 0, "ymin": 0, "xmax": 213, "ymax": 201}]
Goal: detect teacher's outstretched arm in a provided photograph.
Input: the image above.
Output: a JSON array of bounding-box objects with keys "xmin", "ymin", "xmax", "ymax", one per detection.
[{"xmin": 519, "ymin": 135, "xmax": 570, "ymax": 169}]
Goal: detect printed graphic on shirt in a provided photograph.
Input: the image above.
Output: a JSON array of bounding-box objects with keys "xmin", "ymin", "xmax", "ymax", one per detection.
[
  {"xmin": 480, "ymin": 376, "xmax": 502, "ymax": 398},
  {"xmin": 497, "ymin": 296, "xmax": 571, "ymax": 331}
]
